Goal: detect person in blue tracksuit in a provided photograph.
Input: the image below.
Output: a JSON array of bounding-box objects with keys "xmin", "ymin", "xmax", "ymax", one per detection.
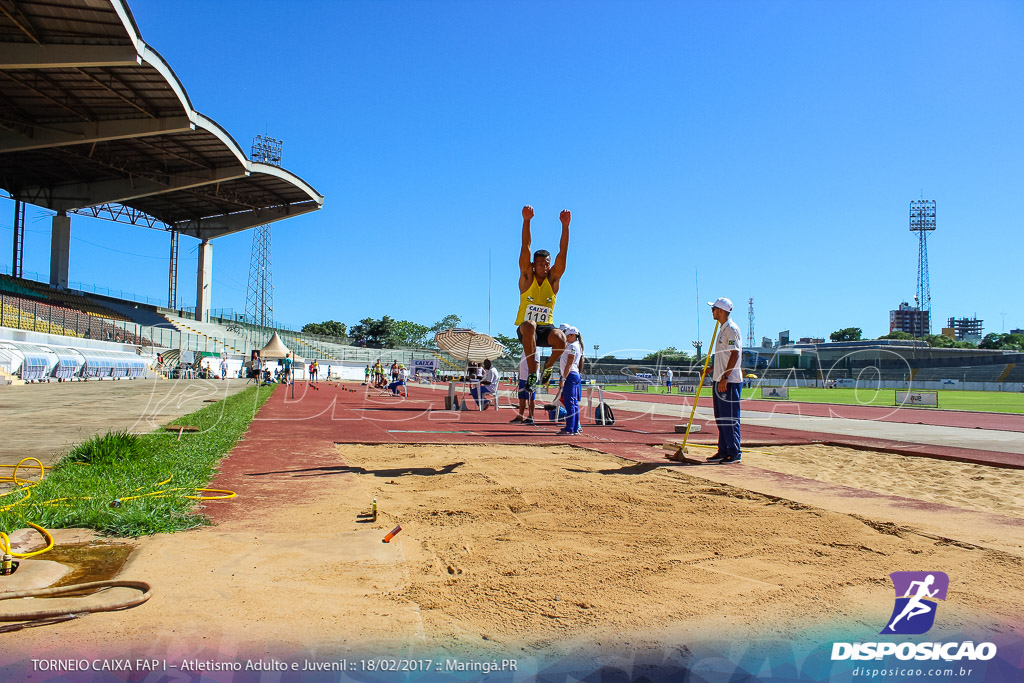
[{"xmin": 557, "ymin": 325, "xmax": 584, "ymax": 435}]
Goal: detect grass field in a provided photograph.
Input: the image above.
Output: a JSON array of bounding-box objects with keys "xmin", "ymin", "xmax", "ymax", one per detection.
[
  {"xmin": 596, "ymin": 384, "xmax": 1024, "ymax": 414},
  {"xmin": 0, "ymin": 384, "xmax": 274, "ymax": 537}
]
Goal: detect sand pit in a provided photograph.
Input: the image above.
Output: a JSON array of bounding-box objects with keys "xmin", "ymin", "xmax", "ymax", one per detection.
[
  {"xmin": 3, "ymin": 443, "xmax": 1022, "ymax": 664},
  {"xmin": 739, "ymin": 444, "xmax": 1024, "ymax": 518},
  {"xmin": 321, "ymin": 444, "xmax": 1023, "ymax": 655}
]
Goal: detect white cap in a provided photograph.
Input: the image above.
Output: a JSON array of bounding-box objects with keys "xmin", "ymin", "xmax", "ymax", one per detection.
[
  {"xmin": 563, "ymin": 325, "xmax": 580, "ymax": 336},
  {"xmin": 708, "ymin": 297, "xmax": 733, "ymax": 312}
]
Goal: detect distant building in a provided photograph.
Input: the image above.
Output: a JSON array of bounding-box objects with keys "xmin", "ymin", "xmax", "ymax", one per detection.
[
  {"xmin": 890, "ymin": 302, "xmax": 929, "ymax": 336},
  {"xmin": 1012, "ymin": 328, "xmax": 1023, "ymax": 336},
  {"xmin": 761, "ymin": 336, "xmax": 774, "ymax": 348},
  {"xmin": 946, "ymin": 316, "xmax": 983, "ymax": 342},
  {"xmin": 798, "ymin": 337, "xmax": 825, "ymax": 344},
  {"xmin": 779, "ymin": 330, "xmax": 790, "ymax": 346}
]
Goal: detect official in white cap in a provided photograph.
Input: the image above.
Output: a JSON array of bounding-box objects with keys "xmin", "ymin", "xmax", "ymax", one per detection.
[
  {"xmin": 556, "ymin": 325, "xmax": 584, "ymax": 435},
  {"xmin": 706, "ymin": 297, "xmax": 743, "ymax": 463}
]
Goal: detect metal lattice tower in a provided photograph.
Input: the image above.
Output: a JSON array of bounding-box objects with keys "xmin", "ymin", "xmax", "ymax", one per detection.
[
  {"xmin": 909, "ymin": 200, "xmax": 936, "ymax": 335},
  {"xmin": 245, "ymin": 135, "xmax": 283, "ymax": 329},
  {"xmin": 747, "ymin": 297, "xmax": 755, "ymax": 349}
]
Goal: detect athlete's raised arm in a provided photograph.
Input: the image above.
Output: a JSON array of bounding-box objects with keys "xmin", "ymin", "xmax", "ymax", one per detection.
[
  {"xmin": 519, "ymin": 205, "xmax": 535, "ymax": 272},
  {"xmin": 550, "ymin": 209, "xmax": 571, "ymax": 282}
]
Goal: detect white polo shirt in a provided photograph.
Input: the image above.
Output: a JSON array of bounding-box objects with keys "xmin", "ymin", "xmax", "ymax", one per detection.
[
  {"xmin": 559, "ymin": 340, "xmax": 583, "ymax": 376},
  {"xmin": 713, "ymin": 317, "xmax": 743, "ymax": 383}
]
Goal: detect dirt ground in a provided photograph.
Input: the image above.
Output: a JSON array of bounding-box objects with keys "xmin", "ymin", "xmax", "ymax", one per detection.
[{"xmin": 2, "ymin": 443, "xmax": 1022, "ymax": 666}]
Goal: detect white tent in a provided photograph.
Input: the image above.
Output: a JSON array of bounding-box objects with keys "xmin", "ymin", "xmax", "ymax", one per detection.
[{"xmin": 260, "ymin": 332, "xmax": 292, "ymax": 359}]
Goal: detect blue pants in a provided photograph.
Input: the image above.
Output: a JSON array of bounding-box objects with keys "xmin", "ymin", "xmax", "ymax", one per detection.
[
  {"xmin": 712, "ymin": 382, "xmax": 742, "ymax": 457},
  {"xmin": 561, "ymin": 372, "xmax": 582, "ymax": 433},
  {"xmin": 388, "ymin": 380, "xmax": 405, "ymax": 395},
  {"xmin": 470, "ymin": 384, "xmax": 494, "ymax": 407}
]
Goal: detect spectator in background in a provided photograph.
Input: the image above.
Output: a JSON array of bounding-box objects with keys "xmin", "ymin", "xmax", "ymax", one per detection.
[
  {"xmin": 511, "ymin": 347, "xmax": 541, "ymax": 425},
  {"xmin": 281, "ymin": 353, "xmax": 293, "ymax": 383},
  {"xmin": 309, "ymin": 359, "xmax": 319, "ymax": 382},
  {"xmin": 470, "ymin": 359, "xmax": 499, "ymax": 410},
  {"xmin": 388, "ymin": 364, "xmax": 408, "ymax": 396},
  {"xmin": 220, "ymin": 357, "xmax": 228, "ymax": 380}
]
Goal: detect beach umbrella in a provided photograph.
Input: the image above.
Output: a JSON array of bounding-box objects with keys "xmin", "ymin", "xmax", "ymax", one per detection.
[{"xmin": 434, "ymin": 328, "xmax": 506, "ymax": 362}]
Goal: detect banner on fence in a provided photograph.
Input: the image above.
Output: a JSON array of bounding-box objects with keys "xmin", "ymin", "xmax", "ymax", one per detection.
[
  {"xmin": 761, "ymin": 386, "xmax": 790, "ymax": 399},
  {"xmin": 412, "ymin": 359, "xmax": 438, "ymax": 378},
  {"xmin": 896, "ymin": 390, "xmax": 938, "ymax": 407},
  {"xmin": 633, "ymin": 372, "xmax": 654, "ymax": 392}
]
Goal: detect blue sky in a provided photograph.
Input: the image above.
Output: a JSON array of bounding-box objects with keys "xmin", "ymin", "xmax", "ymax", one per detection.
[{"xmin": 3, "ymin": 0, "xmax": 1023, "ymax": 355}]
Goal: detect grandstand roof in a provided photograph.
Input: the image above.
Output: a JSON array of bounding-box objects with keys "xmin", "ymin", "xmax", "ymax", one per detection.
[{"xmin": 0, "ymin": 0, "xmax": 323, "ymax": 239}]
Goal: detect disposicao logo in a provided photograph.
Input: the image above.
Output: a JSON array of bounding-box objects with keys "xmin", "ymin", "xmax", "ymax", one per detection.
[
  {"xmin": 882, "ymin": 571, "xmax": 948, "ymax": 635},
  {"xmin": 831, "ymin": 571, "xmax": 998, "ymax": 663}
]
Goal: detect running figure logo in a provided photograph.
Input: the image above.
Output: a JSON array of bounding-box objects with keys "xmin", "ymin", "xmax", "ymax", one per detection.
[{"xmin": 881, "ymin": 571, "xmax": 949, "ymax": 635}]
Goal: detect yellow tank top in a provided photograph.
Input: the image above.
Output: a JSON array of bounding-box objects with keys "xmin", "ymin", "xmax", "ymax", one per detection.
[{"xmin": 515, "ymin": 277, "xmax": 557, "ymax": 326}]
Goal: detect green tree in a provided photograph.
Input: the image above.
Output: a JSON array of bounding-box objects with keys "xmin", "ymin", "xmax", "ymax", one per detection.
[
  {"xmin": 830, "ymin": 327, "xmax": 862, "ymax": 342},
  {"xmin": 301, "ymin": 320, "xmax": 347, "ymax": 338},
  {"xmin": 494, "ymin": 333, "xmax": 522, "ymax": 358},
  {"xmin": 979, "ymin": 332, "xmax": 1024, "ymax": 350},
  {"xmin": 430, "ymin": 314, "xmax": 462, "ymax": 332},
  {"xmin": 878, "ymin": 331, "xmax": 914, "ymax": 340},
  {"xmin": 923, "ymin": 333, "xmax": 957, "ymax": 348},
  {"xmin": 388, "ymin": 320, "xmax": 431, "ymax": 348},
  {"xmin": 642, "ymin": 346, "xmax": 693, "ymax": 363},
  {"xmin": 349, "ymin": 316, "xmax": 398, "ymax": 347}
]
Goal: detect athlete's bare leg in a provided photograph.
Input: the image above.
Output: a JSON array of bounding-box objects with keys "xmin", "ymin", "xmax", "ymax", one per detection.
[
  {"xmin": 518, "ymin": 320, "xmax": 539, "ymax": 375},
  {"xmin": 543, "ymin": 329, "xmax": 567, "ymax": 376}
]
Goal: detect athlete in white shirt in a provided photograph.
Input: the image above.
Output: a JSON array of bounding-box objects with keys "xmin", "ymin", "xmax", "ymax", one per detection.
[
  {"xmin": 707, "ymin": 298, "xmax": 743, "ymax": 463},
  {"xmin": 557, "ymin": 326, "xmax": 584, "ymax": 435}
]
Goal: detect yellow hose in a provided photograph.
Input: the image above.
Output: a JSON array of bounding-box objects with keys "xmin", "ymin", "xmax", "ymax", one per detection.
[
  {"xmin": 0, "ymin": 457, "xmax": 47, "ymax": 486},
  {"xmin": 0, "ymin": 467, "xmax": 236, "ymax": 562},
  {"xmin": 0, "ymin": 522, "xmax": 54, "ymax": 559}
]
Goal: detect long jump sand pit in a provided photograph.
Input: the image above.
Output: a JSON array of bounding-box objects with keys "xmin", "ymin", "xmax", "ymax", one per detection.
[
  {"xmin": 5, "ymin": 442, "xmax": 1022, "ymax": 668},
  {"xmin": 319, "ymin": 443, "xmax": 1023, "ymax": 657}
]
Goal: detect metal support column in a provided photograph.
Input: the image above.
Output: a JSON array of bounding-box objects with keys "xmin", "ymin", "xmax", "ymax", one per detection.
[
  {"xmin": 168, "ymin": 229, "xmax": 179, "ymax": 310},
  {"xmin": 12, "ymin": 200, "xmax": 25, "ymax": 279}
]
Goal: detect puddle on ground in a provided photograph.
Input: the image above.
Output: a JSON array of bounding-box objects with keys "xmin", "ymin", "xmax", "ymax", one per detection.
[{"xmin": 41, "ymin": 542, "xmax": 134, "ymax": 588}]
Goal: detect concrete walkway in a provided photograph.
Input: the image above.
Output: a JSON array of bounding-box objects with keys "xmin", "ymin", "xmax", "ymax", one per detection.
[{"xmin": 0, "ymin": 378, "xmax": 252, "ymax": 466}]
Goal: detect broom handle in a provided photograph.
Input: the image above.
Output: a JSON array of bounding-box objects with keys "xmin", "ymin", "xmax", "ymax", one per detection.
[{"xmin": 680, "ymin": 320, "xmax": 720, "ymax": 453}]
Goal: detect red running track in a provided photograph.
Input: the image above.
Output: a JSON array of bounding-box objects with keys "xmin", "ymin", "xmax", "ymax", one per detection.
[
  {"xmin": 585, "ymin": 388, "xmax": 1024, "ymax": 433},
  {"xmin": 206, "ymin": 382, "xmax": 1022, "ymax": 524}
]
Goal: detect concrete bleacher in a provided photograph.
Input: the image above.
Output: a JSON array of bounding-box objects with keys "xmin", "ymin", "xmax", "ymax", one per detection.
[
  {"xmin": 0, "ymin": 275, "xmax": 130, "ymax": 321},
  {"xmin": 1, "ymin": 292, "xmax": 148, "ymax": 345},
  {"xmin": 912, "ymin": 366, "xmax": 1012, "ymax": 383}
]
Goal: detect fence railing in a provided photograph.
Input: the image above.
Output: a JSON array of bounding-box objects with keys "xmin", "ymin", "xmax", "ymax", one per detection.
[
  {"xmin": 1, "ymin": 292, "xmax": 151, "ymax": 346},
  {"xmin": 0, "ymin": 266, "xmax": 167, "ymax": 307}
]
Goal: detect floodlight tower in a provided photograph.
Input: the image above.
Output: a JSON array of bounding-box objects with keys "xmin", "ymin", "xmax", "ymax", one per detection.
[
  {"xmin": 747, "ymin": 297, "xmax": 755, "ymax": 349},
  {"xmin": 909, "ymin": 200, "xmax": 936, "ymax": 335},
  {"xmin": 245, "ymin": 134, "xmax": 283, "ymax": 329}
]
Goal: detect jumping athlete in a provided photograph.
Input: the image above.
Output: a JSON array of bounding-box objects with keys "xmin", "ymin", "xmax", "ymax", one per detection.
[{"xmin": 515, "ymin": 205, "xmax": 571, "ymax": 391}]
